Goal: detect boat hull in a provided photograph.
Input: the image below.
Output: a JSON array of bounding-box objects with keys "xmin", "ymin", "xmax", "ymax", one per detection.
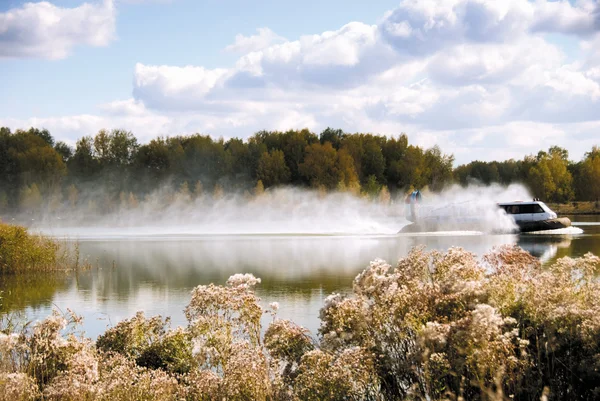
[
  {"xmin": 516, "ymin": 217, "xmax": 571, "ymax": 233},
  {"xmin": 399, "ymin": 217, "xmax": 572, "ymax": 234}
]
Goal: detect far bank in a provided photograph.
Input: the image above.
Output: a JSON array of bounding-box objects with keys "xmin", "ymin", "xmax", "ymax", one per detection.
[{"xmin": 547, "ymin": 201, "xmax": 600, "ymax": 215}]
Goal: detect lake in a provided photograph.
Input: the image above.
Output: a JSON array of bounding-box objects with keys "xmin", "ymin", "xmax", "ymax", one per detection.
[{"xmin": 1, "ymin": 215, "xmax": 599, "ymax": 339}]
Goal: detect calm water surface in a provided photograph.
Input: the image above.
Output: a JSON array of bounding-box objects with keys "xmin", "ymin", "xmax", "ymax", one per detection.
[{"xmin": 2, "ymin": 215, "xmax": 599, "ymax": 339}]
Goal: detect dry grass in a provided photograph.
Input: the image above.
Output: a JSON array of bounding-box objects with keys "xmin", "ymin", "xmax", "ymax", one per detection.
[
  {"xmin": 0, "ymin": 220, "xmax": 82, "ymax": 274},
  {"xmin": 1, "ymin": 246, "xmax": 599, "ymax": 400}
]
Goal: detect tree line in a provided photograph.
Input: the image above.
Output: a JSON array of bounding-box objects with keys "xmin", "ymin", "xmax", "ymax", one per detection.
[
  {"xmin": 0, "ymin": 126, "xmax": 598, "ymax": 215},
  {"xmin": 455, "ymin": 145, "xmax": 600, "ymax": 203}
]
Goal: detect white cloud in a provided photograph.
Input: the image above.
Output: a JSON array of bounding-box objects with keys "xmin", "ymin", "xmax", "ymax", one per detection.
[
  {"xmin": 3, "ymin": 0, "xmax": 600, "ymax": 166},
  {"xmin": 133, "ymin": 63, "xmax": 230, "ymax": 109},
  {"xmin": 0, "ymin": 0, "xmax": 116, "ymax": 59},
  {"xmin": 118, "ymin": 0, "xmax": 173, "ymax": 3},
  {"xmin": 100, "ymin": 98, "xmax": 148, "ymax": 116},
  {"xmin": 230, "ymin": 22, "xmax": 397, "ymax": 88},
  {"xmin": 427, "ymin": 37, "xmax": 563, "ymax": 86},
  {"xmin": 379, "ymin": 0, "xmax": 534, "ymax": 55},
  {"xmin": 379, "ymin": 0, "xmax": 599, "ymax": 56},
  {"xmin": 107, "ymin": 0, "xmax": 600, "ymax": 161},
  {"xmin": 531, "ymin": 0, "xmax": 599, "ymax": 35},
  {"xmin": 581, "ymin": 33, "xmax": 600, "ymax": 67},
  {"xmin": 224, "ymin": 28, "xmax": 286, "ymax": 54}
]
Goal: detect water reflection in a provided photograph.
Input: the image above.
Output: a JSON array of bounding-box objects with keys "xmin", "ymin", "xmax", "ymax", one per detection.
[
  {"xmin": 517, "ymin": 235, "xmax": 572, "ymax": 263},
  {"xmin": 2, "ymin": 220, "xmax": 598, "ymax": 339},
  {"xmin": 0, "ymin": 273, "xmax": 69, "ymax": 313}
]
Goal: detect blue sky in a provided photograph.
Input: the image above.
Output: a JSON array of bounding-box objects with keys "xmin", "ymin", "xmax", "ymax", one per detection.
[
  {"xmin": 1, "ymin": 0, "xmax": 599, "ymax": 165},
  {"xmin": 0, "ymin": 0, "xmax": 399, "ymax": 118}
]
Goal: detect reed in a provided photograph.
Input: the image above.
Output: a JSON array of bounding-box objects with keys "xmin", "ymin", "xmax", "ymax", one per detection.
[{"xmin": 0, "ymin": 221, "xmax": 70, "ymax": 274}]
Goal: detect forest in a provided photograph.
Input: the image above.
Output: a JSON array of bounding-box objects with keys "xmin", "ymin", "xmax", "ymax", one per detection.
[{"xmin": 0, "ymin": 126, "xmax": 599, "ymax": 216}]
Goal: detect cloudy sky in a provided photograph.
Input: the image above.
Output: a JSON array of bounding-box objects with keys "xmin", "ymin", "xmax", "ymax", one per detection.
[{"xmin": 1, "ymin": 0, "xmax": 599, "ymax": 165}]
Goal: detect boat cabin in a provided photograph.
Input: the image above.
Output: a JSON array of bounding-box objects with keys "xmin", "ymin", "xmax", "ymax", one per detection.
[{"xmin": 497, "ymin": 201, "xmax": 557, "ymax": 222}]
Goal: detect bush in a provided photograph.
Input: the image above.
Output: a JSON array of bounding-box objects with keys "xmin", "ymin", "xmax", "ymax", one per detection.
[
  {"xmin": 1, "ymin": 247, "xmax": 600, "ymax": 400},
  {"xmin": 136, "ymin": 328, "xmax": 194, "ymax": 375},
  {"xmin": 96, "ymin": 312, "xmax": 168, "ymax": 359}
]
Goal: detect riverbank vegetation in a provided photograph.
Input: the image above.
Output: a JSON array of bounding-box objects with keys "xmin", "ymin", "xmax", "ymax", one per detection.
[
  {"xmin": 547, "ymin": 201, "xmax": 600, "ymax": 215},
  {"xmin": 0, "ymin": 220, "xmax": 80, "ymax": 274},
  {"xmin": 1, "ymin": 127, "xmax": 599, "ymax": 220},
  {"xmin": 1, "ymin": 245, "xmax": 599, "ymax": 400}
]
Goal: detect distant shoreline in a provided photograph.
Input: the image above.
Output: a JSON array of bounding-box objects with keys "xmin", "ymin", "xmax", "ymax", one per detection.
[{"xmin": 547, "ymin": 201, "xmax": 600, "ymax": 215}]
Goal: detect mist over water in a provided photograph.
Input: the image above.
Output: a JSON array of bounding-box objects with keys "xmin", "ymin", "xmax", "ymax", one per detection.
[
  {"xmin": 403, "ymin": 183, "xmax": 533, "ymax": 233},
  {"xmin": 32, "ymin": 183, "xmax": 534, "ymax": 238},
  {"xmin": 8, "ymin": 183, "xmax": 596, "ymax": 339}
]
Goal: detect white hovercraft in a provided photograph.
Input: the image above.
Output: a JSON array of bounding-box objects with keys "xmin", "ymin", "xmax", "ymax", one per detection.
[{"xmin": 400, "ymin": 191, "xmax": 571, "ymax": 233}]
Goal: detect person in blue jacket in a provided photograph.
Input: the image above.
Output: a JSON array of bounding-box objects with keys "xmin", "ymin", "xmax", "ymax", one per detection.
[{"xmin": 404, "ymin": 190, "xmax": 422, "ymax": 222}]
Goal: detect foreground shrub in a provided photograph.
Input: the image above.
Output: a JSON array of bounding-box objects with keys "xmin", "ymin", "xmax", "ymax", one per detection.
[
  {"xmin": 294, "ymin": 347, "xmax": 379, "ymax": 401},
  {"xmin": 318, "ymin": 245, "xmax": 600, "ymax": 400},
  {"xmin": 0, "ymin": 372, "xmax": 39, "ymax": 401},
  {"xmin": 1, "ymin": 246, "xmax": 600, "ymax": 400},
  {"xmin": 265, "ymin": 319, "xmax": 314, "ymax": 386},
  {"xmin": 486, "ymin": 246, "xmax": 600, "ymax": 399}
]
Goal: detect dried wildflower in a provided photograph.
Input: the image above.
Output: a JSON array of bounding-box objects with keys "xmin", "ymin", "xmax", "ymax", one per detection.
[
  {"xmin": 97, "ymin": 354, "xmax": 178, "ymax": 401},
  {"xmin": 221, "ymin": 342, "xmax": 270, "ymax": 401},
  {"xmin": 268, "ymin": 301, "xmax": 280, "ymax": 318},
  {"xmin": 96, "ymin": 312, "xmax": 169, "ymax": 359},
  {"xmin": 42, "ymin": 345, "xmax": 99, "ymax": 400},
  {"xmin": 177, "ymin": 369, "xmax": 221, "ymax": 401},
  {"xmin": 265, "ymin": 319, "xmax": 314, "ymax": 371},
  {"xmin": 294, "ymin": 347, "xmax": 378, "ymax": 401},
  {"xmin": 226, "ymin": 273, "xmax": 261, "ymax": 288},
  {"xmin": 0, "ymin": 246, "xmax": 599, "ymax": 400},
  {"xmin": 185, "ymin": 276, "xmax": 264, "ymax": 373},
  {"xmin": 0, "ymin": 372, "xmax": 39, "ymax": 401}
]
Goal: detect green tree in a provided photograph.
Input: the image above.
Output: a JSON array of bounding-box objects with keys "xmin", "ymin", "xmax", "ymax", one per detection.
[
  {"xmin": 527, "ymin": 146, "xmax": 573, "ymax": 202},
  {"xmin": 109, "ymin": 129, "xmax": 139, "ymax": 166},
  {"xmin": 225, "ymin": 138, "xmax": 253, "ymax": 182},
  {"xmin": 319, "ymin": 127, "xmax": 346, "ymax": 149},
  {"xmin": 281, "ymin": 129, "xmax": 317, "ymax": 182},
  {"xmin": 396, "ymin": 145, "xmax": 427, "ymax": 190},
  {"xmin": 94, "ymin": 129, "xmax": 111, "ymax": 165},
  {"xmin": 382, "ymin": 134, "xmax": 408, "ymax": 189},
  {"xmin": 362, "ymin": 137, "xmax": 386, "ymax": 184},
  {"xmin": 576, "ymin": 146, "xmax": 600, "ymax": 201},
  {"xmin": 425, "ymin": 146, "xmax": 454, "ymax": 191},
  {"xmin": 69, "ymin": 136, "xmax": 99, "ymax": 178},
  {"xmin": 54, "ymin": 141, "xmax": 73, "ymax": 164},
  {"xmin": 256, "ymin": 150, "xmax": 291, "ymax": 188},
  {"xmin": 337, "ymin": 149, "xmax": 360, "ymax": 192},
  {"xmin": 362, "ymin": 175, "xmax": 381, "ymax": 198},
  {"xmin": 299, "ymin": 142, "xmax": 341, "ymax": 189}
]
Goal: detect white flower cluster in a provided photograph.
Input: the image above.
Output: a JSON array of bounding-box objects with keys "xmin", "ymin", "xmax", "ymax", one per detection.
[{"xmin": 226, "ymin": 273, "xmax": 262, "ymax": 288}]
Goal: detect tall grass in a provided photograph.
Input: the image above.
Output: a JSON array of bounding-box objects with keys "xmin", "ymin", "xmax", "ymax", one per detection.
[
  {"xmin": 1, "ymin": 245, "xmax": 599, "ymax": 400},
  {"xmin": 0, "ymin": 220, "xmax": 73, "ymax": 274}
]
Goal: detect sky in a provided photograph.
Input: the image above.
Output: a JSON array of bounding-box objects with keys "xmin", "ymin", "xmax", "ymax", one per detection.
[{"xmin": 1, "ymin": 0, "xmax": 599, "ymax": 165}]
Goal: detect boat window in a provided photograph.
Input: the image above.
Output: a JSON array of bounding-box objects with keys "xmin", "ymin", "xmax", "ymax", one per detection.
[
  {"xmin": 500, "ymin": 204, "xmax": 545, "ymax": 214},
  {"xmin": 521, "ymin": 204, "xmax": 534, "ymax": 213}
]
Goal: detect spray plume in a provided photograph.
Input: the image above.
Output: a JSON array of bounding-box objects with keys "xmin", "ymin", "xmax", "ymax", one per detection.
[{"xmin": 27, "ymin": 183, "xmax": 539, "ymax": 239}]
